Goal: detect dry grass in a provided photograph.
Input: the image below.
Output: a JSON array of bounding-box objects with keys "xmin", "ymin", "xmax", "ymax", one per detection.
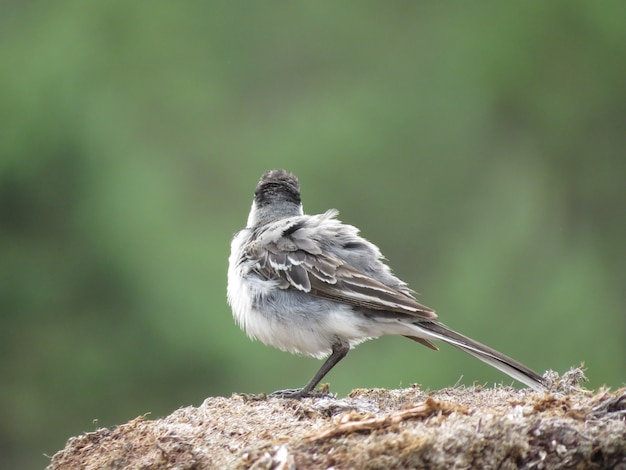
[{"xmin": 47, "ymin": 368, "xmax": 626, "ymax": 469}]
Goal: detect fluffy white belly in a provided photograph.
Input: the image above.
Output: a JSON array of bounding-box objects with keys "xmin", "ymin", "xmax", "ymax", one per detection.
[{"xmin": 229, "ymin": 272, "xmax": 372, "ymax": 357}]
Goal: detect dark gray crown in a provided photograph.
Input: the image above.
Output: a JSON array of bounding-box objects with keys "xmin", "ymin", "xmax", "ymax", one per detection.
[{"xmin": 254, "ymin": 169, "xmax": 301, "ymax": 207}]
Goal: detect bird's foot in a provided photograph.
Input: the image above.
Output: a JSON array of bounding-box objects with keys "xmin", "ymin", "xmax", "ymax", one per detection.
[{"xmin": 268, "ymin": 387, "xmax": 333, "ymax": 399}]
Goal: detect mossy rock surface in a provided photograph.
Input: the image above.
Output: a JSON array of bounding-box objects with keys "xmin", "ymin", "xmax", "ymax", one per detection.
[{"xmin": 47, "ymin": 369, "xmax": 626, "ymax": 469}]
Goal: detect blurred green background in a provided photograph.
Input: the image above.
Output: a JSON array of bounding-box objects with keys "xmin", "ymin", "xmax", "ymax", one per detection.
[{"xmin": 1, "ymin": 2, "xmax": 625, "ymax": 468}]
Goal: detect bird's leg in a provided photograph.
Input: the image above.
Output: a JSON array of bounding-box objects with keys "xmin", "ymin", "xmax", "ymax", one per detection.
[{"xmin": 270, "ymin": 342, "xmax": 350, "ymax": 399}]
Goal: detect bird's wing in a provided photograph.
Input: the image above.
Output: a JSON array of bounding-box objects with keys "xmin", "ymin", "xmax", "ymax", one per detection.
[{"xmin": 247, "ymin": 216, "xmax": 436, "ymax": 320}]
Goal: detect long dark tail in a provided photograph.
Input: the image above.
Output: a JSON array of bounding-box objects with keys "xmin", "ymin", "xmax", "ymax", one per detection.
[{"xmin": 410, "ymin": 321, "xmax": 547, "ymax": 391}]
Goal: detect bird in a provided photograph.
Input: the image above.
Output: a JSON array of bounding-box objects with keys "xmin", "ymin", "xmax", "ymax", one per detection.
[{"xmin": 227, "ymin": 169, "xmax": 547, "ymax": 398}]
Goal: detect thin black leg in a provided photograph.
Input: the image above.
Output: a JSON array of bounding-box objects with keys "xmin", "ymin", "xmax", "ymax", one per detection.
[{"xmin": 270, "ymin": 342, "xmax": 350, "ymax": 399}]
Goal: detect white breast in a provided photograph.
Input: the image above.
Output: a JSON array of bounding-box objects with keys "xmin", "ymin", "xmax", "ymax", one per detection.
[{"xmin": 228, "ymin": 230, "xmax": 261, "ymax": 329}]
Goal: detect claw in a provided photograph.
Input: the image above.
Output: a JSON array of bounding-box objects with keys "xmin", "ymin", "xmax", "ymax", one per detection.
[{"xmin": 269, "ymin": 388, "xmax": 333, "ymax": 399}]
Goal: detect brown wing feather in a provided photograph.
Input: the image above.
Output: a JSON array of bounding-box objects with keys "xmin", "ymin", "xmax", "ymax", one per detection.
[
  {"xmin": 248, "ymin": 221, "xmax": 436, "ymax": 320},
  {"xmin": 403, "ymin": 335, "xmax": 439, "ymax": 351},
  {"xmin": 308, "ymin": 265, "xmax": 436, "ymax": 319}
]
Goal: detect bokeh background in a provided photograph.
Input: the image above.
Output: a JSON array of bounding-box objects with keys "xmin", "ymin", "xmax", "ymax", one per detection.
[{"xmin": 2, "ymin": 2, "xmax": 625, "ymax": 468}]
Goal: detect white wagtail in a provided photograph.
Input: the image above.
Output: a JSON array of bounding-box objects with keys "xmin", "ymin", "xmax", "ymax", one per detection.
[{"xmin": 228, "ymin": 169, "xmax": 547, "ymax": 398}]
